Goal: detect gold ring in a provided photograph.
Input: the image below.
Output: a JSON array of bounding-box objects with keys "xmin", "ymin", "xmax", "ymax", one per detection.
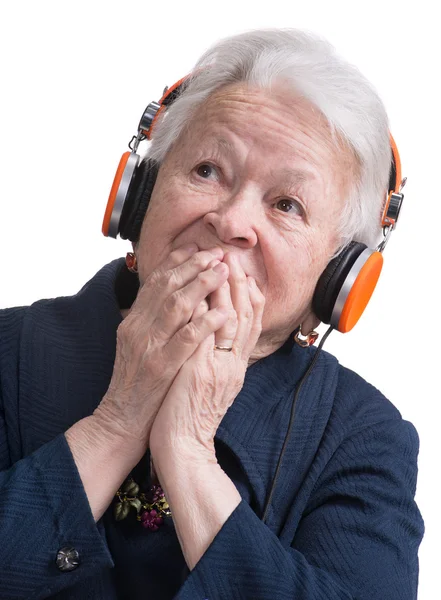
[{"xmin": 214, "ymin": 345, "xmax": 233, "ymax": 352}]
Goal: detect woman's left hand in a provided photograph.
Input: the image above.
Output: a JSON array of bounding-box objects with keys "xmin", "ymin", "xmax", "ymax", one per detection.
[{"xmin": 149, "ymin": 251, "xmax": 265, "ymax": 454}]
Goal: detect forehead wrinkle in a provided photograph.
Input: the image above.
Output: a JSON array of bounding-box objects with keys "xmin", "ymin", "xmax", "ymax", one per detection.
[
  {"xmin": 201, "ymin": 89, "xmax": 337, "ymax": 167},
  {"xmin": 187, "ymin": 120, "xmax": 318, "ymax": 199},
  {"xmin": 192, "ymin": 130, "xmax": 315, "ymax": 191},
  {"xmin": 191, "ymin": 116, "xmax": 322, "ymax": 180},
  {"xmin": 210, "ymin": 96, "xmax": 350, "ymax": 206},
  {"xmin": 183, "ymin": 86, "xmax": 346, "ymax": 201}
]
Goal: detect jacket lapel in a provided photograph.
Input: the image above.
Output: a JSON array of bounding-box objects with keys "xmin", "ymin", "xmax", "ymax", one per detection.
[{"xmin": 215, "ymin": 341, "xmax": 338, "ymax": 538}]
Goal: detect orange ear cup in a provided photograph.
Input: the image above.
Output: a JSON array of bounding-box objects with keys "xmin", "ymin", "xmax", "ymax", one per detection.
[
  {"xmin": 102, "ymin": 151, "xmax": 131, "ymax": 236},
  {"xmin": 337, "ymin": 252, "xmax": 384, "ymax": 333},
  {"xmin": 103, "ymin": 77, "xmax": 190, "ymax": 239}
]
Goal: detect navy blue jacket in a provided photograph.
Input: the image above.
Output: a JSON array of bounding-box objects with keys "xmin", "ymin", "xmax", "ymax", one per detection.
[{"xmin": 0, "ymin": 258, "xmax": 424, "ymax": 599}]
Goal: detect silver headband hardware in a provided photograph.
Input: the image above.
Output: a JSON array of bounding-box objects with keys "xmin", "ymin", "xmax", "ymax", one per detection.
[
  {"xmin": 128, "ymin": 132, "xmax": 146, "ymax": 153},
  {"xmin": 377, "ymin": 224, "xmax": 394, "ymax": 253},
  {"xmin": 383, "ymin": 192, "xmax": 404, "ymax": 229},
  {"xmin": 138, "ymin": 101, "xmax": 161, "ymax": 134}
]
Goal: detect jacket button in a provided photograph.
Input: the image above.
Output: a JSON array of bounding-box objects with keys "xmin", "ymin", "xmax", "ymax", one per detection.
[{"xmin": 56, "ymin": 546, "xmax": 81, "ymax": 572}]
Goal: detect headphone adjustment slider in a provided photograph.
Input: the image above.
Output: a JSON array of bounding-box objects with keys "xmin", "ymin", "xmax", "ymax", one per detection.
[
  {"xmin": 128, "ymin": 131, "xmax": 146, "ymax": 153},
  {"xmin": 377, "ymin": 224, "xmax": 394, "ymax": 254}
]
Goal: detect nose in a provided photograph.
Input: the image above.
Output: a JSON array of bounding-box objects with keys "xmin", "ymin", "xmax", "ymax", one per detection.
[{"xmin": 202, "ymin": 190, "xmax": 259, "ymax": 249}]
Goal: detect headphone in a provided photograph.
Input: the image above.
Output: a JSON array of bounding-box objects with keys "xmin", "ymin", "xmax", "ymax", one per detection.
[{"xmin": 102, "ymin": 76, "xmax": 405, "ymax": 334}]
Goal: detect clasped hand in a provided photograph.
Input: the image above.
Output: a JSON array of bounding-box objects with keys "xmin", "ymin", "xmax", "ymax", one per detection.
[{"xmin": 94, "ymin": 243, "xmax": 265, "ymax": 458}]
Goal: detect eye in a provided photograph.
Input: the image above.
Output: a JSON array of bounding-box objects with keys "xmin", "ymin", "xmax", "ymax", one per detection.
[
  {"xmin": 275, "ymin": 198, "xmax": 303, "ymax": 215},
  {"xmin": 195, "ymin": 163, "xmax": 217, "ymax": 180}
]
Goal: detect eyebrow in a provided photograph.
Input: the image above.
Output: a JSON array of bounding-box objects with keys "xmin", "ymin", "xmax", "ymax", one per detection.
[
  {"xmin": 214, "ymin": 137, "xmax": 236, "ymax": 154},
  {"xmin": 197, "ymin": 137, "xmax": 316, "ymax": 187},
  {"xmin": 197, "ymin": 137, "xmax": 236, "ymax": 158},
  {"xmin": 273, "ymin": 167, "xmax": 314, "ymax": 187}
]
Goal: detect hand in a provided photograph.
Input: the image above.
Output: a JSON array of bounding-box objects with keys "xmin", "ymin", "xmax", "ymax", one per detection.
[
  {"xmin": 149, "ymin": 251, "xmax": 265, "ymax": 455},
  {"xmin": 93, "ymin": 244, "xmax": 232, "ymax": 451}
]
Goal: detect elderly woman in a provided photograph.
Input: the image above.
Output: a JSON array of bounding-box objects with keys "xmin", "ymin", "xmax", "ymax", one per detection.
[{"xmin": 0, "ymin": 29, "xmax": 423, "ymax": 599}]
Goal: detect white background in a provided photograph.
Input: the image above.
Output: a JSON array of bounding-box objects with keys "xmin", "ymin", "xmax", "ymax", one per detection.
[{"xmin": 0, "ymin": 1, "xmax": 438, "ymax": 597}]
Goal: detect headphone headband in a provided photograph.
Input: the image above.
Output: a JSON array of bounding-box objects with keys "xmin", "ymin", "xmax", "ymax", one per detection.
[
  {"xmin": 137, "ymin": 75, "xmax": 403, "ymax": 206},
  {"xmin": 138, "ymin": 75, "xmax": 190, "ymax": 141},
  {"xmin": 102, "ymin": 76, "xmax": 406, "ymax": 335},
  {"xmin": 383, "ymin": 133, "xmax": 405, "ymax": 229}
]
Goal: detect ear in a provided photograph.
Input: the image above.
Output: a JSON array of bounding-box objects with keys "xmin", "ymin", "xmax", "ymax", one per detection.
[{"xmin": 301, "ymin": 311, "xmax": 321, "ymax": 334}]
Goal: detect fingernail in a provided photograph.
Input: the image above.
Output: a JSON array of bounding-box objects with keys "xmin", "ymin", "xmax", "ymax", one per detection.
[
  {"xmin": 213, "ymin": 262, "xmax": 227, "ymax": 274},
  {"xmin": 216, "ymin": 307, "xmax": 229, "ymax": 315}
]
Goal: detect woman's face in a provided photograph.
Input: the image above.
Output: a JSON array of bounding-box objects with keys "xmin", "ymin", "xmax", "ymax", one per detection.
[{"xmin": 135, "ymin": 83, "xmax": 356, "ymax": 354}]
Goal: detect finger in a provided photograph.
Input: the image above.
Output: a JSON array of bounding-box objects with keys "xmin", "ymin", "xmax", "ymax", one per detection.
[
  {"xmin": 191, "ymin": 298, "xmax": 215, "ymax": 357},
  {"xmin": 192, "ymin": 298, "xmax": 209, "ymax": 321},
  {"xmin": 131, "ymin": 245, "xmax": 224, "ymax": 316},
  {"xmin": 223, "ymin": 253, "xmax": 253, "ymax": 356},
  {"xmin": 164, "ymin": 306, "xmax": 229, "ymax": 362},
  {"xmin": 241, "ymin": 276, "xmax": 265, "ymax": 357},
  {"xmin": 150, "ymin": 261, "xmax": 229, "ymax": 341},
  {"xmin": 209, "ymin": 279, "xmax": 237, "ymax": 349}
]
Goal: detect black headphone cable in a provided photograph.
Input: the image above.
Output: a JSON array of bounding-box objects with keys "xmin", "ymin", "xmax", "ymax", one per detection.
[{"xmin": 262, "ymin": 324, "xmax": 334, "ymax": 524}]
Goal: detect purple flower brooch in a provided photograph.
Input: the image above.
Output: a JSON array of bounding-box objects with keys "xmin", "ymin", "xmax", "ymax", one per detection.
[{"xmin": 114, "ymin": 477, "xmax": 171, "ymax": 530}]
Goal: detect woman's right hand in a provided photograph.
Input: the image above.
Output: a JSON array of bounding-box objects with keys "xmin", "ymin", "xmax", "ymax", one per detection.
[{"xmin": 92, "ymin": 243, "xmax": 230, "ymax": 452}]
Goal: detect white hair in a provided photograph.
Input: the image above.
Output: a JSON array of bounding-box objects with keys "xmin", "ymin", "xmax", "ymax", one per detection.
[{"xmin": 146, "ymin": 28, "xmax": 392, "ymax": 254}]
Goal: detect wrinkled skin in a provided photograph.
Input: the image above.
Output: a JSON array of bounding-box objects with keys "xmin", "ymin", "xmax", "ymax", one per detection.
[
  {"xmin": 97, "ymin": 82, "xmax": 356, "ymax": 450},
  {"xmin": 135, "ymin": 83, "xmax": 355, "ymax": 357}
]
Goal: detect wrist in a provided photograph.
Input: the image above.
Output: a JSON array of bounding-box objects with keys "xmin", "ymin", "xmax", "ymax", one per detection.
[
  {"xmin": 66, "ymin": 414, "xmax": 144, "ymax": 467},
  {"xmin": 150, "ymin": 436, "xmax": 218, "ymax": 492},
  {"xmin": 150, "ymin": 434, "xmax": 216, "ymax": 472},
  {"xmin": 92, "ymin": 400, "xmax": 148, "ymax": 457},
  {"xmin": 65, "ymin": 415, "xmax": 145, "ymax": 522},
  {"xmin": 149, "ymin": 437, "xmax": 241, "ymax": 571}
]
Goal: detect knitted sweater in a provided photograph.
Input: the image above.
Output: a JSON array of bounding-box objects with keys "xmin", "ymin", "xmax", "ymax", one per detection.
[{"xmin": 0, "ymin": 258, "xmax": 424, "ymax": 599}]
